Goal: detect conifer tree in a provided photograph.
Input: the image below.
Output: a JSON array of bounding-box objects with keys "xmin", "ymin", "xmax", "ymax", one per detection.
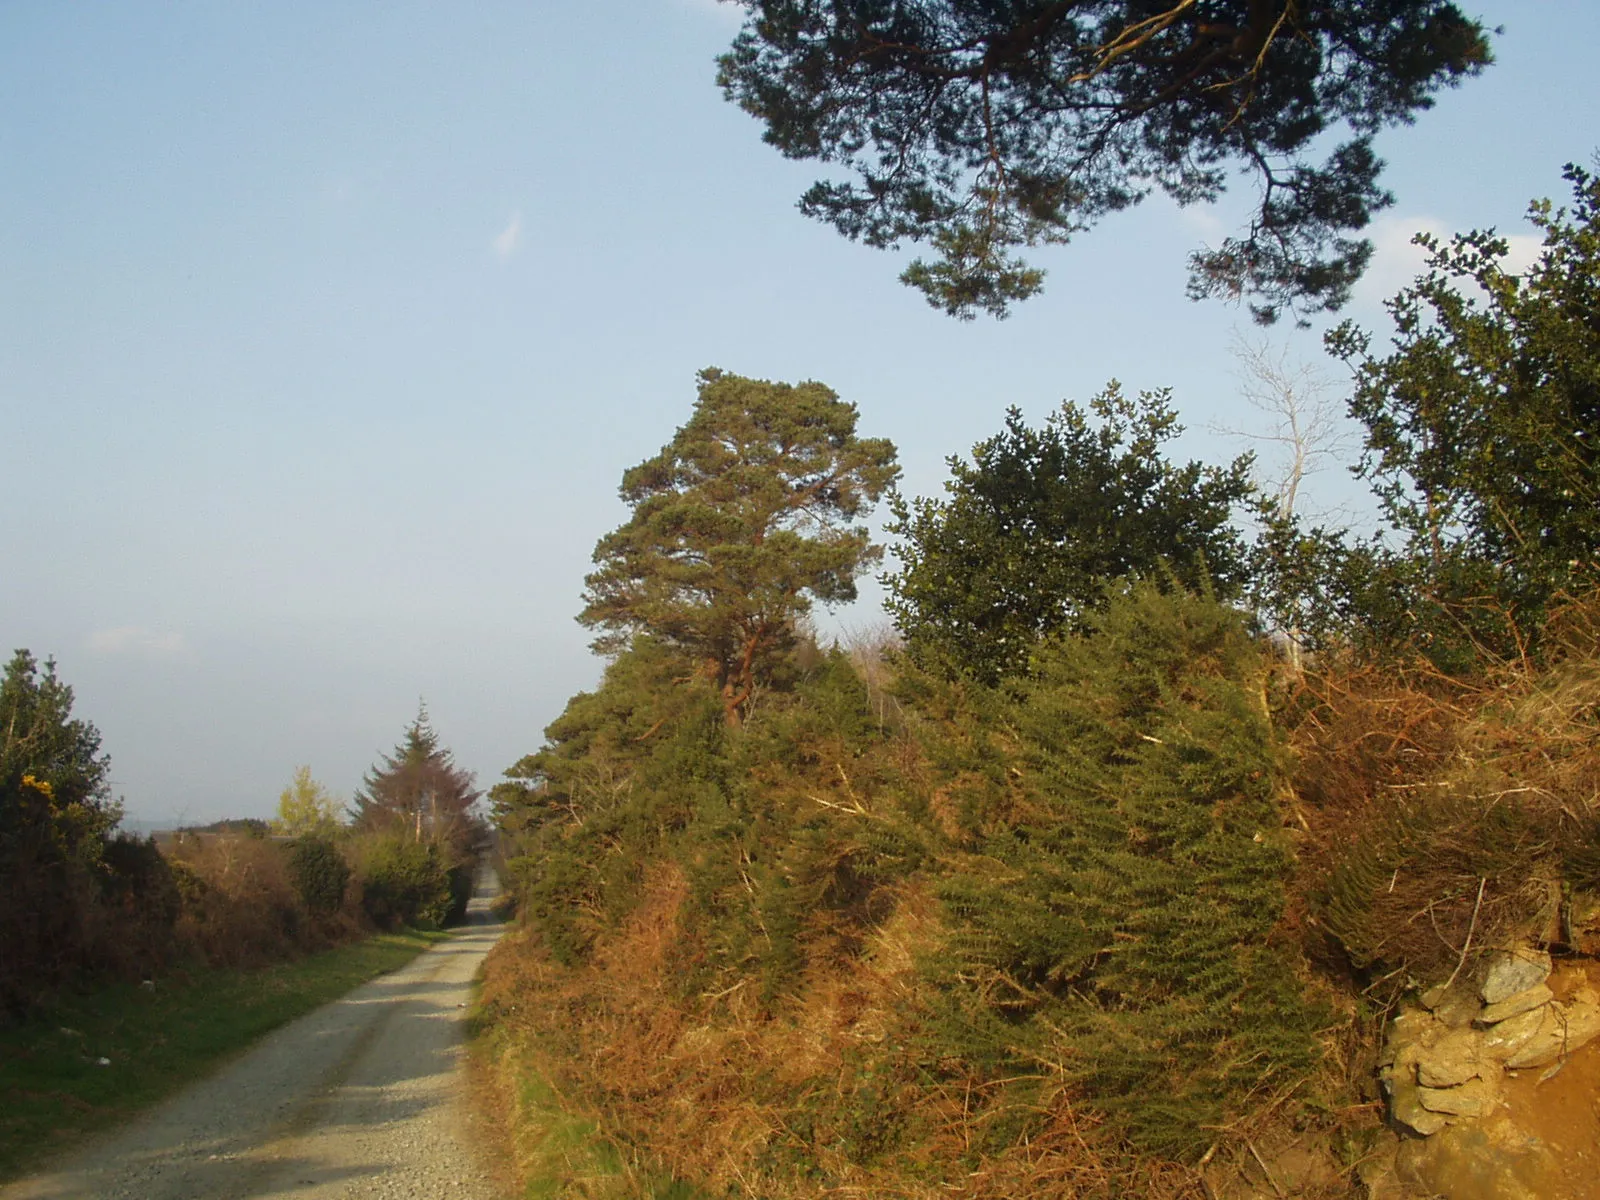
[
  {"xmin": 719, "ymin": 1, "xmax": 1491, "ymax": 321},
  {"xmin": 580, "ymin": 368, "xmax": 899, "ymax": 725},
  {"xmin": 352, "ymin": 705, "xmax": 480, "ymax": 856}
]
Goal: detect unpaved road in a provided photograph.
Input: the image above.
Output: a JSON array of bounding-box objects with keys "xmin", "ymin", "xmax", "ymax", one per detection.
[{"xmin": 3, "ymin": 876, "xmax": 508, "ymax": 1200}]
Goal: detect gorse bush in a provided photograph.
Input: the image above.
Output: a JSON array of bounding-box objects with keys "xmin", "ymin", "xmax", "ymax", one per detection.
[
  {"xmin": 287, "ymin": 836, "xmax": 352, "ymax": 917},
  {"xmin": 919, "ymin": 584, "xmax": 1321, "ymax": 1157},
  {"xmin": 355, "ymin": 833, "xmax": 455, "ymax": 931},
  {"xmin": 1, "ymin": 651, "xmax": 129, "ymax": 1014},
  {"xmin": 488, "ymin": 588, "xmax": 1326, "ymax": 1188},
  {"xmin": 475, "ymin": 176, "xmax": 1600, "ymax": 1198}
]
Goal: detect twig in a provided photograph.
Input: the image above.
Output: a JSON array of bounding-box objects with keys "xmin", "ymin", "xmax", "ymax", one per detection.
[
  {"xmin": 1247, "ymin": 1139, "xmax": 1286, "ymax": 1199},
  {"xmin": 807, "ymin": 793, "xmax": 871, "ymax": 817},
  {"xmin": 700, "ymin": 978, "xmax": 747, "ymax": 1002},
  {"xmin": 1439, "ymin": 877, "xmax": 1487, "ymax": 994}
]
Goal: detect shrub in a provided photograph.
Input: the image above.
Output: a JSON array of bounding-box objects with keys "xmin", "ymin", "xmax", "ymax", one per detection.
[
  {"xmin": 922, "ymin": 583, "xmax": 1324, "ymax": 1157},
  {"xmin": 355, "ymin": 834, "xmax": 454, "ymax": 930},
  {"xmin": 445, "ymin": 862, "xmax": 475, "ymax": 925},
  {"xmin": 166, "ymin": 834, "xmax": 306, "ymax": 967},
  {"xmin": 286, "ymin": 836, "xmax": 352, "ymax": 917}
]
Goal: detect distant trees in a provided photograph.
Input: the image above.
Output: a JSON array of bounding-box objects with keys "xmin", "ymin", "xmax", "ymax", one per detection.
[
  {"xmin": 272, "ymin": 765, "xmax": 342, "ymax": 838},
  {"xmin": 350, "ymin": 707, "xmax": 481, "ymax": 928},
  {"xmin": 718, "ymin": 1, "xmax": 1491, "ymax": 322},
  {"xmin": 884, "ymin": 384, "xmax": 1255, "ymax": 682},
  {"xmin": 352, "ymin": 706, "xmax": 480, "ymax": 855},
  {"xmin": 580, "ymin": 368, "xmax": 899, "ymax": 724}
]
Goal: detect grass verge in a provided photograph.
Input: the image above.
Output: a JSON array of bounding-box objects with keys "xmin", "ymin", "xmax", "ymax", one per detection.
[
  {"xmin": 468, "ymin": 995, "xmax": 699, "ymax": 1199},
  {"xmin": 0, "ymin": 928, "xmax": 449, "ymax": 1181}
]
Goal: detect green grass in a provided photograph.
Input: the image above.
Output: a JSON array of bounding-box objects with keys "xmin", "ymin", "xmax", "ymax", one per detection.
[
  {"xmin": 513, "ymin": 1071, "xmax": 626, "ymax": 1200},
  {"xmin": 0, "ymin": 928, "xmax": 449, "ymax": 1181},
  {"xmin": 470, "ymin": 1017, "xmax": 701, "ymax": 1200}
]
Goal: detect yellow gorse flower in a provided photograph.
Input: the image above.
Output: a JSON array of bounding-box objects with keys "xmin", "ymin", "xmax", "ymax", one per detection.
[{"xmin": 20, "ymin": 774, "xmax": 55, "ymax": 799}]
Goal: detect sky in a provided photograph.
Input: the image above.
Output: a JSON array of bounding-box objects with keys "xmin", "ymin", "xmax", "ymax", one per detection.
[{"xmin": 2, "ymin": 1, "xmax": 1596, "ymax": 825}]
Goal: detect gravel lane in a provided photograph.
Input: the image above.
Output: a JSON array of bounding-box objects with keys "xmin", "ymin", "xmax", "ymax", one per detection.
[{"xmin": 3, "ymin": 876, "xmax": 508, "ymax": 1200}]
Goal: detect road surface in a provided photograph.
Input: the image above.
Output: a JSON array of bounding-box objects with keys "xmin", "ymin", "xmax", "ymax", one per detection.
[{"xmin": 3, "ymin": 873, "xmax": 508, "ymax": 1200}]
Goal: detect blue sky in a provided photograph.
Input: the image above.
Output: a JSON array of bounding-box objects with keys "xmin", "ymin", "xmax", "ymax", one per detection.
[{"xmin": 3, "ymin": 1, "xmax": 1595, "ymax": 823}]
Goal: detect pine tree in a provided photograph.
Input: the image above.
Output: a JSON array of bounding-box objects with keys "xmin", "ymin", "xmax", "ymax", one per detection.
[
  {"xmin": 580, "ymin": 368, "xmax": 898, "ymax": 725},
  {"xmin": 719, "ymin": 1, "xmax": 1491, "ymax": 321}
]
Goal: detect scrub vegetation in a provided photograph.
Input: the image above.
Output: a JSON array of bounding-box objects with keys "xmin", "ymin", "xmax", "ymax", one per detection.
[
  {"xmin": 481, "ymin": 168, "xmax": 1600, "ymax": 1197},
  {"xmin": 2, "ymin": 676, "xmax": 484, "ymax": 1015}
]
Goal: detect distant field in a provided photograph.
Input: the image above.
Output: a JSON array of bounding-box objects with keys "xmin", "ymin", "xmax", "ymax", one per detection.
[{"xmin": 0, "ymin": 929, "xmax": 447, "ymax": 1182}]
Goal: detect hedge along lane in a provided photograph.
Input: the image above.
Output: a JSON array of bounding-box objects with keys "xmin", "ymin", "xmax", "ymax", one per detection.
[{"xmin": 1, "ymin": 873, "xmax": 506, "ymax": 1198}]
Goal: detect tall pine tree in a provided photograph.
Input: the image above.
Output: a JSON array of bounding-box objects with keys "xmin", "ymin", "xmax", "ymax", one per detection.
[{"xmin": 580, "ymin": 368, "xmax": 898, "ymax": 725}]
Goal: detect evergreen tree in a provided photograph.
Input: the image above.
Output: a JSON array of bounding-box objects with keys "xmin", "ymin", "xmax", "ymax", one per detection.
[
  {"xmin": 1327, "ymin": 163, "xmax": 1600, "ymax": 663},
  {"xmin": 719, "ymin": 1, "xmax": 1491, "ymax": 321},
  {"xmin": 885, "ymin": 383, "xmax": 1254, "ymax": 682},
  {"xmin": 352, "ymin": 705, "xmax": 480, "ymax": 857},
  {"xmin": 580, "ymin": 368, "xmax": 899, "ymax": 725}
]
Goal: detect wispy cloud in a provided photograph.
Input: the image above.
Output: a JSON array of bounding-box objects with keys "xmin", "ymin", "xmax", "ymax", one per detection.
[
  {"xmin": 86, "ymin": 626, "xmax": 191, "ymax": 658},
  {"xmin": 493, "ymin": 211, "xmax": 523, "ymax": 259}
]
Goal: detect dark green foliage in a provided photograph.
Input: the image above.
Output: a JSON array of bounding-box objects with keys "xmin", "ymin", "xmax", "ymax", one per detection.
[
  {"xmin": 490, "ymin": 370, "xmax": 1346, "ymax": 1182},
  {"xmin": 357, "ymin": 834, "xmax": 455, "ymax": 930},
  {"xmin": 0, "ymin": 650, "xmax": 115, "ymax": 831},
  {"xmin": 287, "ymin": 836, "xmax": 353, "ymax": 917},
  {"xmin": 497, "ymin": 642, "xmax": 712, "ymax": 963},
  {"xmin": 98, "ymin": 834, "xmax": 181, "ymax": 927},
  {"xmin": 445, "ymin": 863, "xmax": 475, "ymax": 926},
  {"xmin": 497, "ymin": 584, "xmax": 1323, "ymax": 1165},
  {"xmin": 580, "ymin": 368, "xmax": 898, "ymax": 725},
  {"xmin": 1326, "ymin": 164, "xmax": 1600, "ymax": 666},
  {"xmin": 496, "ymin": 633, "xmax": 912, "ymax": 998},
  {"xmin": 885, "ymin": 384, "xmax": 1255, "ymax": 682},
  {"xmin": 1, "ymin": 650, "xmax": 123, "ymax": 1014},
  {"xmin": 922, "ymin": 585, "xmax": 1321, "ymax": 1157},
  {"xmin": 180, "ymin": 818, "xmax": 270, "ymax": 837},
  {"xmin": 718, "ymin": 1, "xmax": 1490, "ymax": 321}
]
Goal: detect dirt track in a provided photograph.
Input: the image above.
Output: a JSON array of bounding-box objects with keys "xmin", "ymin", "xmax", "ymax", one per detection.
[{"xmin": 3, "ymin": 878, "xmax": 507, "ymax": 1200}]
